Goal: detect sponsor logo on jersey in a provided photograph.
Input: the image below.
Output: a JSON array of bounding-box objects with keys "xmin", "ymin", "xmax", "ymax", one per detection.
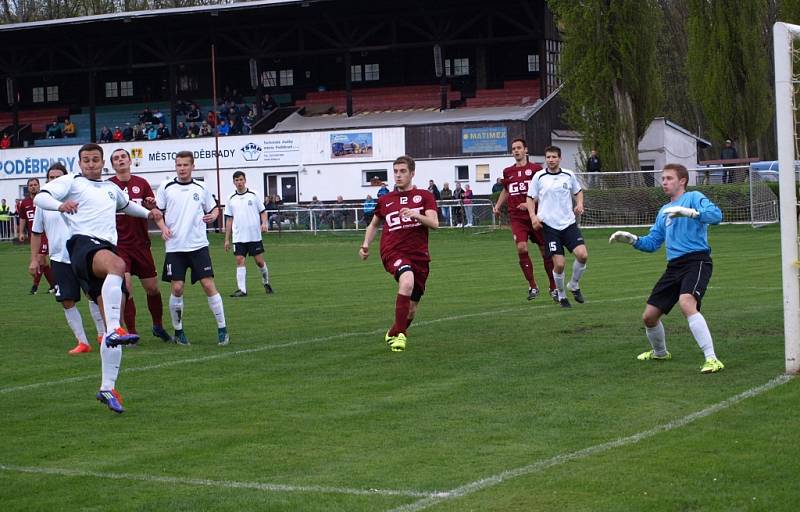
[{"xmin": 509, "ymin": 181, "xmax": 528, "ymax": 194}]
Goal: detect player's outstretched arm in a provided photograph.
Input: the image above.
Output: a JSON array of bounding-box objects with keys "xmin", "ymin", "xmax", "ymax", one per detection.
[
  {"xmin": 28, "ymin": 232, "xmax": 42, "ymax": 275},
  {"xmin": 359, "ymin": 214, "xmax": 382, "ymax": 260},
  {"xmin": 493, "ymin": 189, "xmax": 508, "ymax": 215},
  {"xmin": 609, "ymin": 230, "xmax": 638, "ymax": 245},
  {"xmin": 224, "ymin": 216, "xmax": 233, "ymax": 252}
]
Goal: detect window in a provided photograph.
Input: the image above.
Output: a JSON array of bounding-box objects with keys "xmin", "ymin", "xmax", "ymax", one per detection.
[
  {"xmin": 455, "ymin": 165, "xmax": 469, "ymax": 181},
  {"xmin": 32, "ymin": 87, "xmax": 44, "ymax": 103},
  {"xmin": 46, "ymin": 86, "xmax": 59, "ymax": 102},
  {"xmin": 476, "ymin": 164, "xmax": 490, "ymax": 182},
  {"xmin": 179, "ymin": 75, "xmax": 198, "ymax": 92},
  {"xmin": 527, "ymin": 54, "xmax": 540, "ymax": 72},
  {"xmin": 105, "ymin": 82, "xmax": 118, "ymax": 98},
  {"xmin": 351, "ymin": 65, "xmax": 362, "ymax": 82},
  {"xmin": 279, "ymin": 69, "xmax": 294, "ymax": 86},
  {"xmin": 364, "ymin": 63, "xmax": 380, "ymax": 81},
  {"xmin": 120, "ymin": 81, "xmax": 133, "ymax": 97},
  {"xmin": 446, "ymin": 58, "xmax": 470, "ymax": 77},
  {"xmin": 261, "ymin": 70, "xmax": 277, "ymax": 87},
  {"xmin": 362, "ymin": 169, "xmax": 388, "ymax": 186}
]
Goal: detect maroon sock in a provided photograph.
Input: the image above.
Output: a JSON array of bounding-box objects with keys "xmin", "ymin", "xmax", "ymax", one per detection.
[
  {"xmin": 146, "ymin": 293, "xmax": 164, "ymax": 326},
  {"xmin": 33, "ymin": 270, "xmax": 42, "ymax": 286},
  {"xmin": 540, "ymin": 248, "xmax": 556, "ymax": 290},
  {"xmin": 388, "ymin": 294, "xmax": 411, "ymax": 337},
  {"xmin": 518, "ymin": 252, "xmax": 537, "ymax": 288},
  {"xmin": 124, "ymin": 296, "xmax": 137, "ymax": 334},
  {"xmin": 42, "ymin": 265, "xmax": 55, "ymax": 286}
]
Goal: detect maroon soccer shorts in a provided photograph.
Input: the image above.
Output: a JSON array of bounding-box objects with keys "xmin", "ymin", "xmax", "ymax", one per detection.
[
  {"xmin": 510, "ymin": 216, "xmax": 546, "ymax": 247},
  {"xmin": 39, "ymin": 233, "xmax": 49, "ymax": 255},
  {"xmin": 382, "ymin": 253, "xmax": 430, "ymax": 300},
  {"xmin": 117, "ymin": 243, "xmax": 158, "ymax": 279}
]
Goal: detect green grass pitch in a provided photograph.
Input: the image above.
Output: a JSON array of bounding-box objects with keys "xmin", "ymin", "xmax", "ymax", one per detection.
[{"xmin": 0, "ymin": 224, "xmax": 797, "ymax": 511}]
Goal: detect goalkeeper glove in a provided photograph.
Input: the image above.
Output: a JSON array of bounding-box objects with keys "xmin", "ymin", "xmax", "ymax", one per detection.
[
  {"xmin": 663, "ymin": 206, "xmax": 699, "ymax": 219},
  {"xmin": 609, "ymin": 230, "xmax": 638, "ymax": 245}
]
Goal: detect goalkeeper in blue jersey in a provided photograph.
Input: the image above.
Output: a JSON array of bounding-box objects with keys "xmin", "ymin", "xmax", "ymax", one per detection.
[{"xmin": 609, "ymin": 163, "xmax": 725, "ymax": 373}]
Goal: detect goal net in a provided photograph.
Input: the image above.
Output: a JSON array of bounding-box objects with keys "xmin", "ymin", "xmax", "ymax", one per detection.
[
  {"xmin": 773, "ymin": 21, "xmax": 800, "ymax": 374},
  {"xmin": 576, "ymin": 168, "xmax": 771, "ymax": 227}
]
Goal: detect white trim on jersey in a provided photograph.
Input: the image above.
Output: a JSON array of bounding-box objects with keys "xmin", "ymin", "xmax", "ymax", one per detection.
[
  {"xmin": 224, "ymin": 189, "xmax": 265, "ymax": 244},
  {"xmin": 31, "ymin": 207, "xmax": 71, "ymax": 263},
  {"xmin": 36, "ymin": 173, "xmax": 129, "ymax": 246},
  {"xmin": 156, "ymin": 177, "xmax": 216, "ymax": 253},
  {"xmin": 528, "ymin": 168, "xmax": 582, "ymax": 231}
]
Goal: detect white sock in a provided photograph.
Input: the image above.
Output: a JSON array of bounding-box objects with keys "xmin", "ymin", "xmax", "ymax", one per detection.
[
  {"xmin": 236, "ymin": 266, "xmax": 247, "ymax": 293},
  {"xmin": 64, "ymin": 306, "xmax": 89, "ymax": 345},
  {"xmin": 259, "ymin": 263, "xmax": 269, "ymax": 284},
  {"xmin": 645, "ymin": 321, "xmax": 668, "ymax": 356},
  {"xmin": 169, "ymin": 294, "xmax": 184, "ymax": 330},
  {"xmin": 688, "ymin": 312, "xmax": 717, "ymax": 359},
  {"xmin": 100, "ymin": 340, "xmax": 122, "ymax": 390},
  {"xmin": 553, "ymin": 271, "xmax": 566, "ymax": 299},
  {"xmin": 88, "ymin": 300, "xmax": 106, "ymax": 337},
  {"xmin": 102, "ymin": 274, "xmax": 123, "ymax": 333},
  {"xmin": 568, "ymin": 260, "xmax": 587, "ymax": 289},
  {"xmin": 207, "ymin": 293, "xmax": 226, "ymax": 328}
]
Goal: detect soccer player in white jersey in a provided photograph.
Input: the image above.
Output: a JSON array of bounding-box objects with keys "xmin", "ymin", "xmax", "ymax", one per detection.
[
  {"xmin": 609, "ymin": 163, "xmax": 724, "ymax": 373},
  {"xmin": 526, "ymin": 145, "xmax": 589, "ymax": 308},
  {"xmin": 35, "ymin": 143, "xmax": 163, "ymax": 414},
  {"xmin": 28, "ymin": 163, "xmax": 103, "ymax": 355},
  {"xmin": 155, "ymin": 150, "xmax": 229, "ymax": 346},
  {"xmin": 223, "ymin": 170, "xmax": 273, "ymax": 297}
]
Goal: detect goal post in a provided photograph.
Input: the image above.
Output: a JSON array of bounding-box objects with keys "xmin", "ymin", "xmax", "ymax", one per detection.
[{"xmin": 773, "ymin": 21, "xmax": 800, "ymax": 375}]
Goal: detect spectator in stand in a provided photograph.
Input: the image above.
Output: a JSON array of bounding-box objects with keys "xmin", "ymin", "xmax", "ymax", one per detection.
[
  {"xmin": 176, "ymin": 98, "xmax": 193, "ymax": 115},
  {"xmin": 377, "ymin": 182, "xmax": 390, "ymax": 198},
  {"xmin": 720, "ymin": 139, "xmax": 738, "ymax": 184},
  {"xmin": 133, "ymin": 123, "xmax": 147, "ymax": 141},
  {"xmin": 440, "ymin": 182, "xmax": 453, "ymax": 226},
  {"xmin": 586, "ymin": 149, "xmax": 602, "ymax": 173},
  {"xmin": 152, "ymin": 108, "xmax": 164, "ymax": 125},
  {"xmin": 189, "ymin": 121, "xmax": 201, "ymax": 138},
  {"xmin": 199, "ymin": 120, "xmax": 212, "ymax": 137},
  {"xmin": 99, "ymin": 126, "xmax": 113, "ymax": 143},
  {"xmin": 492, "ymin": 177, "xmax": 504, "ymax": 194},
  {"xmin": 217, "ymin": 119, "xmax": 230, "ymax": 136},
  {"xmin": 363, "ymin": 194, "xmax": 376, "ymax": 225},
  {"xmin": 307, "ymin": 195, "xmax": 322, "ymax": 227},
  {"xmin": 46, "ymin": 120, "xmax": 62, "ymax": 139},
  {"xmin": 122, "ymin": 123, "xmax": 133, "ymax": 141},
  {"xmin": 464, "ymin": 184, "xmax": 474, "ymax": 227},
  {"xmin": 427, "ymin": 179, "xmax": 441, "ymax": 200},
  {"xmin": 231, "ymin": 88, "xmax": 243, "ymax": 105},
  {"xmin": 0, "ymin": 133, "xmax": 11, "ymax": 149},
  {"xmin": 112, "ymin": 126, "xmax": 124, "ymax": 142},
  {"xmin": 207, "ymin": 110, "xmax": 217, "ymax": 128},
  {"xmin": 452, "ymin": 181, "xmax": 465, "ymax": 227},
  {"xmin": 146, "ymin": 124, "xmax": 158, "ymax": 141},
  {"xmin": 186, "ymin": 103, "xmax": 201, "ymax": 124},
  {"xmin": 328, "ymin": 195, "xmax": 348, "ymax": 229},
  {"xmin": 157, "ymin": 122, "xmax": 170, "ymax": 139},
  {"xmin": 63, "ymin": 118, "xmax": 76, "ymax": 138},
  {"xmin": 138, "ymin": 107, "xmax": 155, "ymax": 125},
  {"xmin": 176, "ymin": 121, "xmax": 188, "ymax": 139},
  {"xmin": 261, "ymin": 93, "xmax": 278, "ymax": 112},
  {"xmin": 264, "ymin": 195, "xmax": 281, "ymax": 230}
]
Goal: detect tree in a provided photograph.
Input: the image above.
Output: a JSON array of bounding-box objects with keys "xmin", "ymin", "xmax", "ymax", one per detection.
[
  {"xmin": 687, "ymin": 0, "xmax": 773, "ymax": 158},
  {"xmin": 548, "ymin": 0, "xmax": 663, "ymax": 172},
  {"xmin": 0, "ymin": 0, "xmax": 230, "ymax": 24}
]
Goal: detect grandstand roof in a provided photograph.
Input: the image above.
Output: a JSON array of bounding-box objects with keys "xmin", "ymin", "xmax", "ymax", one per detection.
[
  {"xmin": 0, "ymin": 0, "xmax": 316, "ymax": 32},
  {"xmin": 270, "ymin": 104, "xmax": 544, "ymax": 132}
]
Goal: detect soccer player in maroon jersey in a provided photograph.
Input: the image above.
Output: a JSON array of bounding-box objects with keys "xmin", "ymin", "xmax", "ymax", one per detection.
[
  {"xmin": 108, "ymin": 148, "xmax": 172, "ymax": 342},
  {"xmin": 359, "ymin": 155, "xmax": 439, "ymax": 352},
  {"xmin": 18, "ymin": 177, "xmax": 56, "ymax": 294},
  {"xmin": 492, "ymin": 138, "xmax": 557, "ymax": 301}
]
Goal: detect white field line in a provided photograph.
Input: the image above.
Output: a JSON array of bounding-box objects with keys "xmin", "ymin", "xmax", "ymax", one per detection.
[
  {"xmin": 0, "ymin": 295, "xmax": 647, "ymax": 395},
  {"xmin": 0, "ymin": 463, "xmax": 442, "ymax": 498},
  {"xmin": 388, "ymin": 374, "xmax": 795, "ymax": 512}
]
